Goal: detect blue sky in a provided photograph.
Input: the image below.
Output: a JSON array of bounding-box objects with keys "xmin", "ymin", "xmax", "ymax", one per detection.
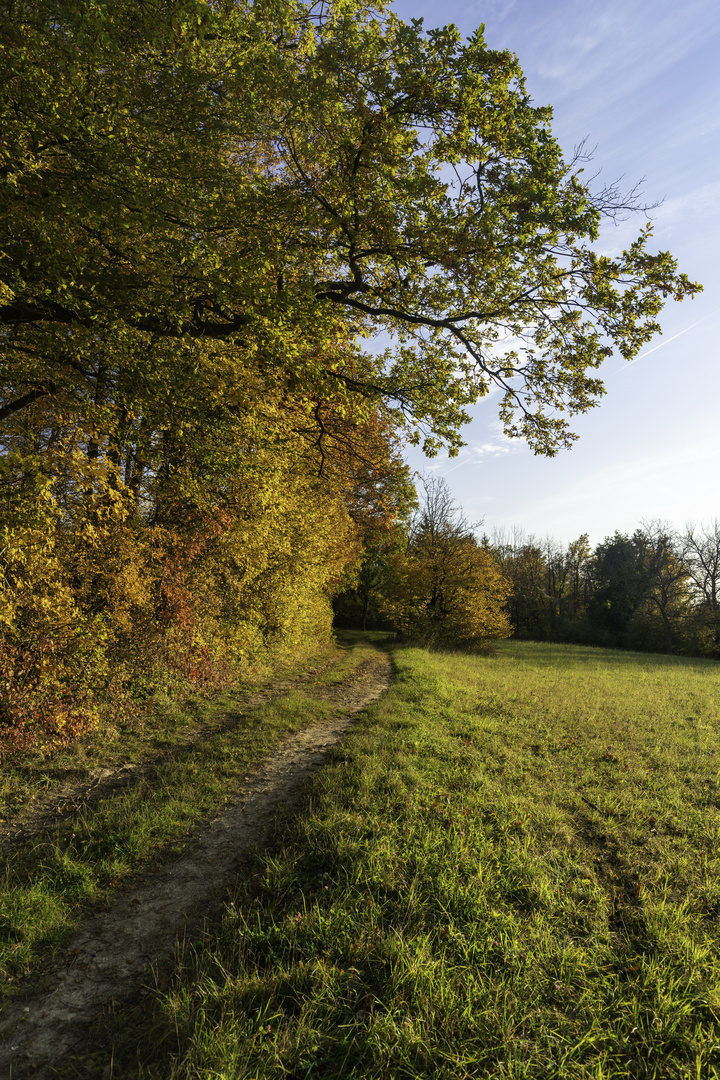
[{"xmin": 391, "ymin": 0, "xmax": 720, "ymax": 545}]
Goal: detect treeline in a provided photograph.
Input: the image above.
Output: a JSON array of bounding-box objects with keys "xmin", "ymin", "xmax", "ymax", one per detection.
[
  {"xmin": 337, "ymin": 509, "xmax": 720, "ymax": 660},
  {"xmin": 0, "ymin": 0, "xmax": 697, "ymax": 757},
  {"xmin": 1, "ymin": 395, "xmax": 411, "ymax": 755},
  {"xmin": 492, "ymin": 522, "xmax": 720, "ymax": 658}
]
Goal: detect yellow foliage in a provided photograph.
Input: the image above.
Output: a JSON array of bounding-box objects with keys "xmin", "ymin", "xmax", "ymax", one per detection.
[
  {"xmin": 181, "ymin": 456, "xmax": 361, "ymax": 672},
  {"xmin": 381, "ymin": 537, "xmax": 512, "ymax": 650},
  {"xmin": 0, "ymin": 343, "xmax": 388, "ymax": 758}
]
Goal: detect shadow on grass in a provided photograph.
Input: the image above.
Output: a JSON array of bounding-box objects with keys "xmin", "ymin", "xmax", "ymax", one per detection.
[{"xmin": 503, "ymin": 640, "xmax": 720, "ymax": 670}]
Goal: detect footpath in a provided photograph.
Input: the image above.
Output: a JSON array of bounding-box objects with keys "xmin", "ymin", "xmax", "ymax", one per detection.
[{"xmin": 0, "ymin": 650, "xmax": 392, "ymax": 1079}]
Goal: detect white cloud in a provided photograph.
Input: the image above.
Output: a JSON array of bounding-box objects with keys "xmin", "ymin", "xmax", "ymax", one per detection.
[{"xmin": 423, "ymin": 424, "xmax": 519, "ymax": 477}]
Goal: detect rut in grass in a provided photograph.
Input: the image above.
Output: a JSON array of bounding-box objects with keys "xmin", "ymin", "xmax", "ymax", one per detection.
[{"xmin": 0, "ymin": 651, "xmax": 392, "ymax": 1080}]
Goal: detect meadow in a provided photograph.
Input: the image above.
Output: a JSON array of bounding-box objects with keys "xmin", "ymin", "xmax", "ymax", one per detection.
[{"xmin": 59, "ymin": 639, "xmax": 720, "ymax": 1079}]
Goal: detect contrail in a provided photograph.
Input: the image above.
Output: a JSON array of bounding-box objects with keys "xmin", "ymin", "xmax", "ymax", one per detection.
[{"xmin": 609, "ymin": 307, "xmax": 720, "ymax": 375}]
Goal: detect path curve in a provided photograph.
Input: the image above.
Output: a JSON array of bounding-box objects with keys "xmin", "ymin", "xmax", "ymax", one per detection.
[{"xmin": 0, "ymin": 652, "xmax": 392, "ymax": 1079}]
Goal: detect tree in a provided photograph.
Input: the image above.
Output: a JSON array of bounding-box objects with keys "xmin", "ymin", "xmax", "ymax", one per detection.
[
  {"xmin": 682, "ymin": 520, "xmax": 720, "ymax": 656},
  {"xmin": 0, "ymin": 0, "xmax": 702, "ymax": 748},
  {"xmin": 379, "ymin": 477, "xmax": 511, "ymax": 648},
  {"xmin": 488, "ymin": 530, "xmax": 594, "ymax": 643},
  {"xmin": 332, "ymin": 418, "xmax": 418, "ymax": 631},
  {"xmin": 1, "ymin": 0, "xmax": 701, "ymax": 469},
  {"xmin": 588, "ymin": 527, "xmax": 691, "ymax": 653},
  {"xmin": 588, "ymin": 532, "xmax": 652, "ymax": 645},
  {"xmin": 557, "ymin": 533, "xmax": 593, "ymax": 631},
  {"xmin": 490, "ymin": 528, "xmax": 550, "ymax": 639},
  {"xmin": 636, "ymin": 521, "xmax": 691, "ymax": 655}
]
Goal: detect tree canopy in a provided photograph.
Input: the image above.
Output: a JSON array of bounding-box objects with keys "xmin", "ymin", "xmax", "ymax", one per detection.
[
  {"xmin": 378, "ymin": 476, "xmax": 512, "ymax": 648},
  {"xmin": 2, "ymin": 0, "xmax": 700, "ymax": 461}
]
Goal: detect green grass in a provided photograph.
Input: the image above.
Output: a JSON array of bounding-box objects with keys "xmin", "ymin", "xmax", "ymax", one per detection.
[
  {"xmin": 79, "ymin": 639, "xmax": 720, "ymax": 1080},
  {"xmin": 0, "ymin": 639, "xmax": 378, "ymax": 1005},
  {"xmin": 0, "ymin": 639, "xmax": 344, "ymax": 822}
]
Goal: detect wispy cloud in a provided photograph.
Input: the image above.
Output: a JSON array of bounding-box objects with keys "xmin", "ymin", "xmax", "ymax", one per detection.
[
  {"xmin": 515, "ymin": 0, "xmax": 720, "ymax": 104},
  {"xmin": 605, "ymin": 307, "xmax": 720, "ymax": 376},
  {"xmin": 652, "ymin": 181, "xmax": 720, "ymax": 231},
  {"xmin": 464, "ymin": 0, "xmax": 519, "ymax": 22},
  {"xmin": 661, "ymin": 108, "xmax": 720, "ymax": 158},
  {"xmin": 424, "ymin": 425, "xmax": 519, "ymax": 476}
]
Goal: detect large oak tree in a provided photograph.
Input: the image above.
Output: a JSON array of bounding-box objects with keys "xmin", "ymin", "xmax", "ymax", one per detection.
[{"xmin": 1, "ymin": 0, "xmax": 700, "ymax": 465}]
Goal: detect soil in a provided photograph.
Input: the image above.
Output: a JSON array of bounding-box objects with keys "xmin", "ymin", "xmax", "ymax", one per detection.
[{"xmin": 0, "ymin": 651, "xmax": 392, "ymax": 1079}]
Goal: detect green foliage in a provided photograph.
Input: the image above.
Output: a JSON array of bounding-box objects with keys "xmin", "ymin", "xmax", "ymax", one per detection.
[
  {"xmin": 1, "ymin": 0, "xmax": 700, "ymax": 457},
  {"xmin": 492, "ymin": 523, "xmax": 714, "ymax": 658},
  {"xmin": 0, "ymin": 0, "xmax": 701, "ymax": 752},
  {"xmin": 333, "ymin": 452, "xmax": 418, "ymax": 632}
]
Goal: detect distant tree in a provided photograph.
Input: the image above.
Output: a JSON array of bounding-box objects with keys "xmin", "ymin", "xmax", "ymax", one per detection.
[
  {"xmin": 507, "ymin": 543, "xmax": 550, "ymax": 639},
  {"xmin": 563, "ymin": 534, "xmax": 593, "ymax": 628},
  {"xmin": 588, "ymin": 526, "xmax": 691, "ymax": 653},
  {"xmin": 484, "ymin": 522, "xmax": 719, "ymax": 658},
  {"xmin": 491, "ymin": 528, "xmax": 549, "ymax": 639},
  {"xmin": 538, "ymin": 533, "xmax": 593, "ymax": 638},
  {"xmin": 588, "ymin": 532, "xmax": 652, "ymax": 645},
  {"xmin": 339, "ymin": 530, "xmax": 406, "ymax": 633},
  {"xmin": 379, "ymin": 477, "xmax": 511, "ymax": 649},
  {"xmin": 682, "ymin": 520, "xmax": 720, "ymax": 656},
  {"xmin": 637, "ymin": 521, "xmax": 692, "ymax": 654}
]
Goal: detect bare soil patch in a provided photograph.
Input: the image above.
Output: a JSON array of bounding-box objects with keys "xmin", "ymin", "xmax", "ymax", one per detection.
[{"xmin": 0, "ymin": 652, "xmax": 392, "ymax": 1079}]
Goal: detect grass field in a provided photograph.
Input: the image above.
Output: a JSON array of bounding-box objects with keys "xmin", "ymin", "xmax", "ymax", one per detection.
[
  {"xmin": 58, "ymin": 638, "xmax": 720, "ymax": 1080},
  {"xmin": 6, "ymin": 638, "xmax": 720, "ymax": 1078}
]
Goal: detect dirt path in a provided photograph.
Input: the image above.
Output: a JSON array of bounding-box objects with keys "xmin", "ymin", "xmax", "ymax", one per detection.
[
  {"xmin": 0, "ymin": 658, "xmax": 339, "ymax": 854},
  {"xmin": 0, "ymin": 652, "xmax": 392, "ymax": 1079}
]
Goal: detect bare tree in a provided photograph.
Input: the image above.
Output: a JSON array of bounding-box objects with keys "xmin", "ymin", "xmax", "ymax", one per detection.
[
  {"xmin": 682, "ymin": 520, "xmax": 720, "ymax": 654},
  {"xmin": 639, "ymin": 520, "xmax": 691, "ymax": 655},
  {"xmin": 410, "ymin": 475, "xmax": 474, "ymax": 547}
]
